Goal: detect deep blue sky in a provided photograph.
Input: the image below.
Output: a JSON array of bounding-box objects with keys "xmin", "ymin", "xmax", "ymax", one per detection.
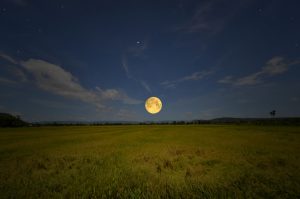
[{"xmin": 0, "ymin": 0, "xmax": 299, "ymax": 121}]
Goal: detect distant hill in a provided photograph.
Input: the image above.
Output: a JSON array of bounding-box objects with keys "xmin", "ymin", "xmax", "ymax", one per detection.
[
  {"xmin": 0, "ymin": 113, "xmax": 28, "ymax": 127},
  {"xmin": 2, "ymin": 111, "xmax": 300, "ymax": 127},
  {"xmin": 197, "ymin": 117, "xmax": 300, "ymax": 125},
  {"xmin": 32, "ymin": 117, "xmax": 300, "ymax": 126}
]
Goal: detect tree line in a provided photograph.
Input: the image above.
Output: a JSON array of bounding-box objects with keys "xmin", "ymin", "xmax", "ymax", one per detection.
[{"xmin": 1, "ymin": 111, "xmax": 300, "ymax": 127}]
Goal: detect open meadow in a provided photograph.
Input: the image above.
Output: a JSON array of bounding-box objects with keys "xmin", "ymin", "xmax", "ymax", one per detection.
[{"xmin": 0, "ymin": 125, "xmax": 299, "ymax": 198}]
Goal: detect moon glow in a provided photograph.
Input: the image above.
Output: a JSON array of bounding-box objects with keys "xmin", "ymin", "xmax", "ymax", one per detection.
[{"xmin": 145, "ymin": 97, "xmax": 162, "ymax": 114}]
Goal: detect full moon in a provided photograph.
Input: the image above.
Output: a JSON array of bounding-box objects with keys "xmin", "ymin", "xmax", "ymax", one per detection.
[{"xmin": 145, "ymin": 97, "xmax": 162, "ymax": 114}]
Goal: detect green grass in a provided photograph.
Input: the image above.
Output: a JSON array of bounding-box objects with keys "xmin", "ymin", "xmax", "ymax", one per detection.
[{"xmin": 0, "ymin": 125, "xmax": 299, "ymax": 198}]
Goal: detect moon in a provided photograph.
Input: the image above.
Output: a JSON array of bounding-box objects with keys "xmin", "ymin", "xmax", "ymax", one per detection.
[{"xmin": 145, "ymin": 97, "xmax": 162, "ymax": 114}]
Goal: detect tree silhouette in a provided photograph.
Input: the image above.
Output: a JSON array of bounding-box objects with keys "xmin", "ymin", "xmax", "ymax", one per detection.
[
  {"xmin": 270, "ymin": 110, "xmax": 276, "ymax": 117},
  {"xmin": 0, "ymin": 113, "xmax": 27, "ymax": 127}
]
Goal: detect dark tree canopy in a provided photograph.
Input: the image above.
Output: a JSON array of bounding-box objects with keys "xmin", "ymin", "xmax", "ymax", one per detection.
[
  {"xmin": 270, "ymin": 110, "xmax": 276, "ymax": 117},
  {"xmin": 0, "ymin": 113, "xmax": 28, "ymax": 127}
]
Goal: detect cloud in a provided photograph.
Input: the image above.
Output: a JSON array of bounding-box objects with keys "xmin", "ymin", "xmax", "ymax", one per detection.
[
  {"xmin": 121, "ymin": 41, "xmax": 152, "ymax": 93},
  {"xmin": 176, "ymin": 0, "xmax": 250, "ymax": 34},
  {"xmin": 12, "ymin": 68, "xmax": 27, "ymax": 82},
  {"xmin": 0, "ymin": 53, "xmax": 18, "ymax": 65},
  {"xmin": 0, "ymin": 54, "xmax": 142, "ymax": 107},
  {"xmin": 0, "ymin": 56, "xmax": 141, "ymax": 109},
  {"xmin": 122, "ymin": 41, "xmax": 148, "ymax": 77},
  {"xmin": 177, "ymin": 1, "xmax": 222, "ymax": 33},
  {"xmin": 122, "ymin": 55, "xmax": 152, "ymax": 92},
  {"xmin": 20, "ymin": 59, "xmax": 90, "ymax": 97},
  {"xmin": 181, "ymin": 71, "xmax": 213, "ymax": 81},
  {"xmin": 218, "ymin": 76, "xmax": 233, "ymax": 84},
  {"xmin": 95, "ymin": 87, "xmax": 142, "ymax": 105},
  {"xmin": 121, "ymin": 55, "xmax": 131, "ymax": 78},
  {"xmin": 140, "ymin": 80, "xmax": 152, "ymax": 93},
  {"xmin": 262, "ymin": 56, "xmax": 290, "ymax": 75},
  {"xmin": 219, "ymin": 56, "xmax": 300, "ymax": 86},
  {"xmin": 0, "ymin": 53, "xmax": 28, "ymax": 82},
  {"xmin": 235, "ymin": 72, "xmax": 263, "ymax": 86},
  {"xmin": 161, "ymin": 70, "xmax": 213, "ymax": 89},
  {"xmin": 160, "ymin": 80, "xmax": 175, "ymax": 89}
]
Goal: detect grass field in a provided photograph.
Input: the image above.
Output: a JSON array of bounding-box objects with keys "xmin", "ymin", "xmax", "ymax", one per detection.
[{"xmin": 0, "ymin": 125, "xmax": 299, "ymax": 198}]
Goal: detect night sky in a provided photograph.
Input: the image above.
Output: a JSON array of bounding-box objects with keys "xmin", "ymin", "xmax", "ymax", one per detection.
[{"xmin": 0, "ymin": 0, "xmax": 299, "ymax": 122}]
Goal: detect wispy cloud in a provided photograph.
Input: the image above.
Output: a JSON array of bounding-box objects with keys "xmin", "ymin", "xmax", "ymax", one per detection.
[
  {"xmin": 235, "ymin": 72, "xmax": 263, "ymax": 86},
  {"xmin": 121, "ymin": 54, "xmax": 131, "ymax": 78},
  {"xmin": 20, "ymin": 59, "xmax": 142, "ymax": 108},
  {"xmin": 0, "ymin": 53, "xmax": 27, "ymax": 82},
  {"xmin": 219, "ymin": 56, "xmax": 300, "ymax": 86},
  {"xmin": 95, "ymin": 87, "xmax": 141, "ymax": 105},
  {"xmin": 161, "ymin": 70, "xmax": 214, "ymax": 89},
  {"xmin": 175, "ymin": 0, "xmax": 250, "ymax": 34},
  {"xmin": 121, "ymin": 41, "xmax": 152, "ymax": 93},
  {"xmin": 176, "ymin": 1, "xmax": 222, "ymax": 33},
  {"xmin": 0, "ymin": 53, "xmax": 18, "ymax": 65},
  {"xmin": 218, "ymin": 76, "xmax": 233, "ymax": 84},
  {"xmin": 140, "ymin": 80, "xmax": 152, "ymax": 93},
  {"xmin": 262, "ymin": 56, "xmax": 296, "ymax": 75},
  {"xmin": 122, "ymin": 41, "xmax": 148, "ymax": 77},
  {"xmin": 12, "ymin": 68, "xmax": 27, "ymax": 82},
  {"xmin": 0, "ymin": 54, "xmax": 142, "ymax": 108}
]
